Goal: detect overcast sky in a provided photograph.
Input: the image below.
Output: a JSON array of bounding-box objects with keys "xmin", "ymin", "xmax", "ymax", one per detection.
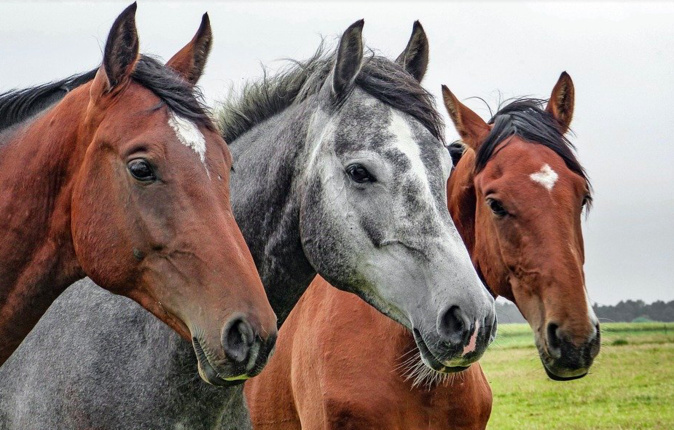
[{"xmin": 1, "ymin": 1, "xmax": 672, "ymax": 306}]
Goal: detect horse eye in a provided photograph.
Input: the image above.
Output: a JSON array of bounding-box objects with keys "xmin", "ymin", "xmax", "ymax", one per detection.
[
  {"xmin": 486, "ymin": 198, "xmax": 508, "ymax": 217},
  {"xmin": 346, "ymin": 164, "xmax": 375, "ymax": 184},
  {"xmin": 128, "ymin": 159, "xmax": 156, "ymax": 182},
  {"xmin": 582, "ymin": 195, "xmax": 592, "ymax": 208}
]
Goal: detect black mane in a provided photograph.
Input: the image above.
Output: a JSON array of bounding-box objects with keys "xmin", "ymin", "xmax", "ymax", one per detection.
[
  {"xmin": 132, "ymin": 56, "xmax": 213, "ymax": 130},
  {"xmin": 0, "ymin": 55, "xmax": 212, "ymax": 133},
  {"xmin": 0, "ymin": 70, "xmax": 97, "ymax": 131},
  {"xmin": 217, "ymin": 45, "xmax": 444, "ymax": 144},
  {"xmin": 476, "ymin": 98, "xmax": 591, "ymax": 198}
]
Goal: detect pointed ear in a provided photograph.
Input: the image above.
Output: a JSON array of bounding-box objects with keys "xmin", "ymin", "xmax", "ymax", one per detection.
[
  {"xmin": 395, "ymin": 21, "xmax": 429, "ymax": 82},
  {"xmin": 92, "ymin": 2, "xmax": 139, "ymax": 99},
  {"xmin": 166, "ymin": 13, "xmax": 213, "ymax": 86},
  {"xmin": 332, "ymin": 20, "xmax": 364, "ymax": 98},
  {"xmin": 102, "ymin": 3, "xmax": 139, "ymax": 88},
  {"xmin": 442, "ymin": 85, "xmax": 490, "ymax": 150},
  {"xmin": 546, "ymin": 71, "xmax": 575, "ymax": 134}
]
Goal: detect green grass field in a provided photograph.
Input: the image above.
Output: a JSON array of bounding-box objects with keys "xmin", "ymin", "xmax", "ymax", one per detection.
[{"xmin": 482, "ymin": 322, "xmax": 674, "ymax": 430}]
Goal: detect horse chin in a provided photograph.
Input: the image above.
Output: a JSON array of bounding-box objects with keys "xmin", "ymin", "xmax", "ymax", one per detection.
[
  {"xmin": 543, "ymin": 364, "xmax": 588, "ymax": 381},
  {"xmin": 413, "ymin": 329, "xmax": 471, "ymax": 374}
]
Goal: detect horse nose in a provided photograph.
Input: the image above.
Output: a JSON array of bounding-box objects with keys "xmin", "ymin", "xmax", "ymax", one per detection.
[
  {"xmin": 589, "ymin": 323, "xmax": 601, "ymax": 359},
  {"xmin": 546, "ymin": 321, "xmax": 600, "ymax": 363},
  {"xmin": 487, "ymin": 310, "xmax": 498, "ymax": 343},
  {"xmin": 222, "ymin": 316, "xmax": 256, "ymax": 364},
  {"xmin": 546, "ymin": 322, "xmax": 563, "ymax": 359},
  {"xmin": 437, "ymin": 305, "xmax": 471, "ymax": 346}
]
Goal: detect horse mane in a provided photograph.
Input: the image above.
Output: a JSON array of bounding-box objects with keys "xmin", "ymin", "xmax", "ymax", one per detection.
[
  {"xmin": 0, "ymin": 70, "xmax": 97, "ymax": 131},
  {"xmin": 0, "ymin": 55, "xmax": 213, "ymax": 133},
  {"xmin": 132, "ymin": 56, "xmax": 213, "ymax": 130},
  {"xmin": 217, "ymin": 43, "xmax": 444, "ymax": 144},
  {"xmin": 476, "ymin": 98, "xmax": 592, "ymax": 202},
  {"xmin": 447, "ymin": 140, "xmax": 467, "ymax": 167}
]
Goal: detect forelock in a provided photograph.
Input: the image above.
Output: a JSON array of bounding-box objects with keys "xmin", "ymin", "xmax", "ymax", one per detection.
[
  {"xmin": 476, "ymin": 98, "xmax": 591, "ymax": 201},
  {"xmin": 217, "ymin": 43, "xmax": 444, "ymax": 145}
]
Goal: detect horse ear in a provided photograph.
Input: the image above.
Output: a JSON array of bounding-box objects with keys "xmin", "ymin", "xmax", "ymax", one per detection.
[
  {"xmin": 395, "ymin": 21, "xmax": 429, "ymax": 82},
  {"xmin": 92, "ymin": 2, "xmax": 139, "ymax": 97},
  {"xmin": 332, "ymin": 20, "xmax": 364, "ymax": 98},
  {"xmin": 546, "ymin": 71, "xmax": 575, "ymax": 134},
  {"xmin": 102, "ymin": 3, "xmax": 139, "ymax": 89},
  {"xmin": 442, "ymin": 85, "xmax": 490, "ymax": 150},
  {"xmin": 166, "ymin": 13, "xmax": 213, "ymax": 86}
]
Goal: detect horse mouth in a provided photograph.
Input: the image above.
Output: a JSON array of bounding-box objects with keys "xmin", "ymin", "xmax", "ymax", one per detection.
[
  {"xmin": 536, "ymin": 340, "xmax": 590, "ymax": 381},
  {"xmin": 192, "ymin": 337, "xmax": 249, "ymax": 387},
  {"xmin": 543, "ymin": 364, "xmax": 588, "ymax": 381},
  {"xmin": 412, "ymin": 329, "xmax": 470, "ymax": 374}
]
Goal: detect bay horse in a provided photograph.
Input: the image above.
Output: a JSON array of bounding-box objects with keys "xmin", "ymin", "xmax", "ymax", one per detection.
[
  {"xmin": 0, "ymin": 21, "xmax": 495, "ymax": 429},
  {"xmin": 244, "ymin": 72, "xmax": 600, "ymax": 429},
  {"xmin": 0, "ymin": 4, "xmax": 277, "ymax": 383}
]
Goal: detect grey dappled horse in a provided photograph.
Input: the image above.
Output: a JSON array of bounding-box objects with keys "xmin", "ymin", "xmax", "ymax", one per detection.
[{"xmin": 0, "ymin": 22, "xmax": 495, "ymax": 429}]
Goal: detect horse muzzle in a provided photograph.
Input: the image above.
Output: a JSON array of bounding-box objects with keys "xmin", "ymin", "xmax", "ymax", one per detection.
[
  {"xmin": 191, "ymin": 319, "xmax": 277, "ymax": 386},
  {"xmin": 538, "ymin": 322, "xmax": 600, "ymax": 381},
  {"xmin": 412, "ymin": 311, "xmax": 496, "ymax": 374}
]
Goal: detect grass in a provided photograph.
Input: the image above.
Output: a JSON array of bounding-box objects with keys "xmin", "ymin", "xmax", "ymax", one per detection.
[{"xmin": 482, "ymin": 322, "xmax": 674, "ymax": 429}]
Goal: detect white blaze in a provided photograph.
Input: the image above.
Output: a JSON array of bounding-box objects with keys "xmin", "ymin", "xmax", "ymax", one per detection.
[
  {"xmin": 168, "ymin": 112, "xmax": 207, "ymax": 169},
  {"xmin": 389, "ymin": 111, "xmax": 436, "ymax": 203},
  {"xmin": 530, "ymin": 163, "xmax": 558, "ymax": 191}
]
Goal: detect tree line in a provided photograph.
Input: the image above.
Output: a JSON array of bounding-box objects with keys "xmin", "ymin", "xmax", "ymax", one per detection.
[{"xmin": 495, "ymin": 299, "xmax": 674, "ymax": 324}]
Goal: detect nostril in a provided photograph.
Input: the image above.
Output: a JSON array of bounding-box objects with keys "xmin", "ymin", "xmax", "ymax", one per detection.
[
  {"xmin": 438, "ymin": 305, "xmax": 470, "ymax": 346},
  {"xmin": 592, "ymin": 323, "xmax": 600, "ymax": 340},
  {"xmin": 487, "ymin": 313, "xmax": 498, "ymax": 342},
  {"xmin": 222, "ymin": 317, "xmax": 255, "ymax": 364},
  {"xmin": 589, "ymin": 323, "xmax": 601, "ymax": 358},
  {"xmin": 546, "ymin": 322, "xmax": 562, "ymax": 358}
]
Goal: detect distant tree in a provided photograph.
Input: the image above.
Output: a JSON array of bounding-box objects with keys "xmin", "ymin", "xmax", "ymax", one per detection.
[
  {"xmin": 593, "ymin": 299, "xmax": 674, "ymax": 322},
  {"xmin": 496, "ymin": 298, "xmax": 674, "ymax": 324}
]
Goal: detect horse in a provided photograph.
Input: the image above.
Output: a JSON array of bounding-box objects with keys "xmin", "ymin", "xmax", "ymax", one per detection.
[
  {"xmin": 244, "ymin": 72, "xmax": 600, "ymax": 429},
  {"xmin": 0, "ymin": 2, "xmax": 277, "ymax": 380},
  {"xmin": 444, "ymin": 74, "xmax": 600, "ymax": 380},
  {"xmin": 0, "ymin": 21, "xmax": 495, "ymax": 429}
]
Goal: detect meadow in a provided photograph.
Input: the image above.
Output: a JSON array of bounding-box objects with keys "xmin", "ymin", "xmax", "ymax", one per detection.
[{"xmin": 482, "ymin": 322, "xmax": 674, "ymax": 430}]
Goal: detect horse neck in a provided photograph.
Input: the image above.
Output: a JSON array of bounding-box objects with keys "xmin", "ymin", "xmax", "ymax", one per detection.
[
  {"xmin": 228, "ymin": 101, "xmax": 318, "ymax": 326},
  {"xmin": 0, "ymin": 86, "xmax": 89, "ymax": 363}
]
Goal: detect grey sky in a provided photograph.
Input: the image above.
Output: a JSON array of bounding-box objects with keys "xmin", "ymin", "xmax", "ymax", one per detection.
[{"xmin": 1, "ymin": 1, "xmax": 672, "ymax": 305}]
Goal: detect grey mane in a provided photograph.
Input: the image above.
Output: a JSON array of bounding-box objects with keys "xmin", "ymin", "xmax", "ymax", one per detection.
[{"xmin": 217, "ymin": 44, "xmax": 444, "ymax": 144}]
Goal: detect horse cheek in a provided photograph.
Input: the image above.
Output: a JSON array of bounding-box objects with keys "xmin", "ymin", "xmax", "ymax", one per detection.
[{"xmin": 71, "ymin": 164, "xmax": 133, "ymax": 293}]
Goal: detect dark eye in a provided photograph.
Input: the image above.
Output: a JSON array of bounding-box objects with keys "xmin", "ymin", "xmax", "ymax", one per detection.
[
  {"xmin": 486, "ymin": 197, "xmax": 508, "ymax": 217},
  {"xmin": 346, "ymin": 164, "xmax": 375, "ymax": 184},
  {"xmin": 128, "ymin": 159, "xmax": 156, "ymax": 182},
  {"xmin": 582, "ymin": 195, "xmax": 592, "ymax": 208}
]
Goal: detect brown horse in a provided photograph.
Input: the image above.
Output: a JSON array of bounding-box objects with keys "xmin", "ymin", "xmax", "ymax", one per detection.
[
  {"xmin": 444, "ymin": 74, "xmax": 599, "ymax": 381},
  {"xmin": 0, "ymin": 4, "xmax": 277, "ymax": 384},
  {"xmin": 245, "ymin": 72, "xmax": 599, "ymax": 428}
]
